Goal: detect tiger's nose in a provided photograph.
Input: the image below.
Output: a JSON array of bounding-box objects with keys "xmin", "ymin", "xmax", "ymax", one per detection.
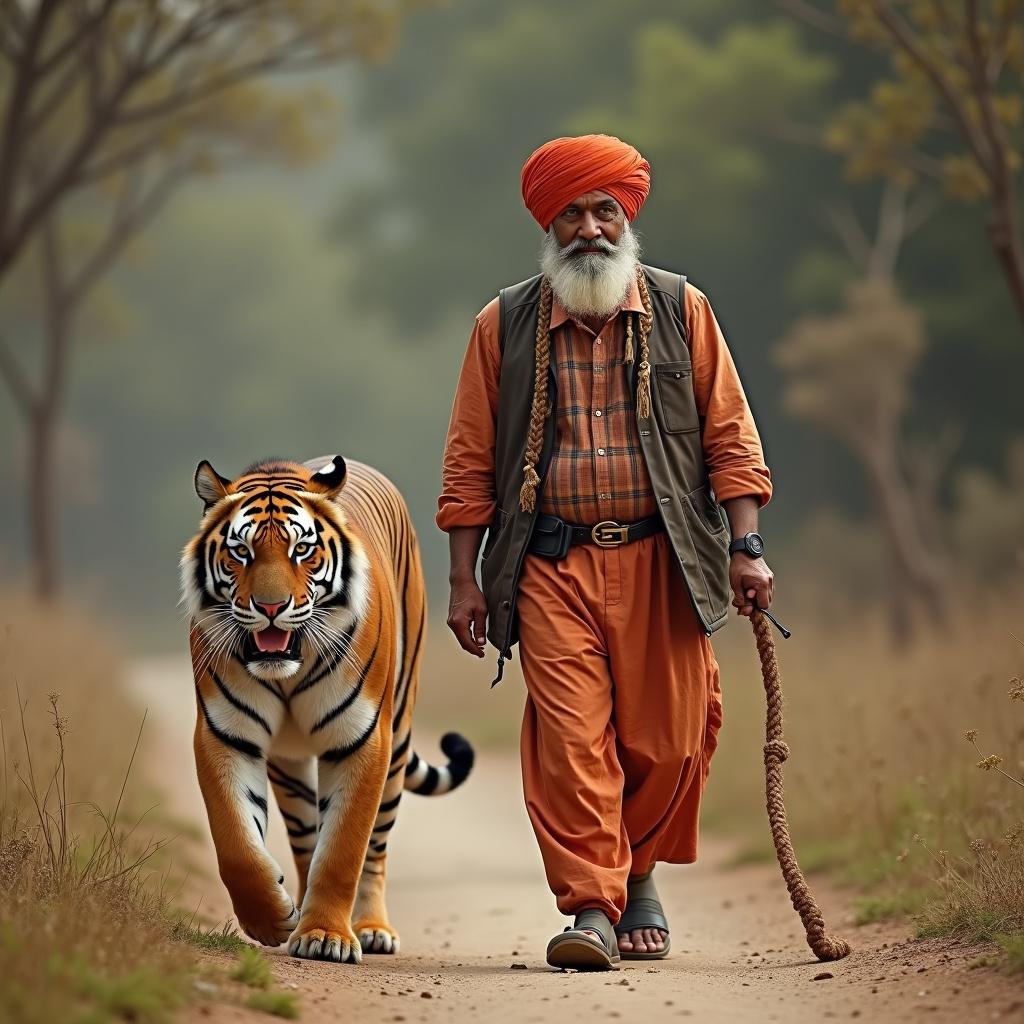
[{"xmin": 253, "ymin": 599, "xmax": 286, "ymax": 619}]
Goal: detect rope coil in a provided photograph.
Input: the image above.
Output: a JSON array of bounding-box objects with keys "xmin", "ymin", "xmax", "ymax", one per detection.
[{"xmin": 752, "ymin": 610, "xmax": 852, "ymax": 963}]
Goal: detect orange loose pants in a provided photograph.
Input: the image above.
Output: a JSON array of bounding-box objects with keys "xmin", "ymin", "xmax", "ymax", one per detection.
[{"xmin": 517, "ymin": 532, "xmax": 723, "ymax": 924}]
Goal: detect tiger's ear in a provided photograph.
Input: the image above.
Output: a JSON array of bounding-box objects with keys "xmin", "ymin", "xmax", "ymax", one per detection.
[
  {"xmin": 195, "ymin": 461, "xmax": 231, "ymax": 509},
  {"xmin": 307, "ymin": 455, "xmax": 348, "ymax": 498}
]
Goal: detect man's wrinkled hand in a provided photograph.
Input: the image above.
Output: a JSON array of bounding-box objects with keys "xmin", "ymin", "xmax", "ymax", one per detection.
[
  {"xmin": 447, "ymin": 578, "xmax": 488, "ymax": 657},
  {"xmin": 730, "ymin": 554, "xmax": 774, "ymax": 617}
]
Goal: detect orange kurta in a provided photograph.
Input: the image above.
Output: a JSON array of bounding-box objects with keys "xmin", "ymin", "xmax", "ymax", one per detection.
[{"xmin": 438, "ymin": 277, "xmax": 771, "ymax": 923}]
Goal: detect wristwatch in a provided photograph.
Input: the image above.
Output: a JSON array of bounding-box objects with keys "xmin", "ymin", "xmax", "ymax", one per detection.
[{"xmin": 729, "ymin": 532, "xmax": 765, "ymax": 558}]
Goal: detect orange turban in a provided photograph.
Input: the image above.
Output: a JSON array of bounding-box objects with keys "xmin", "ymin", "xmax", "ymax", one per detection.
[{"xmin": 520, "ymin": 134, "xmax": 651, "ymax": 230}]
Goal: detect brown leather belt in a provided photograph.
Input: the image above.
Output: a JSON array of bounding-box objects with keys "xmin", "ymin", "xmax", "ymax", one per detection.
[{"xmin": 527, "ymin": 512, "xmax": 664, "ymax": 558}]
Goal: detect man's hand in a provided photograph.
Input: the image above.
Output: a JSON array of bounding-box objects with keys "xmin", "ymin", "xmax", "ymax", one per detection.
[
  {"xmin": 447, "ymin": 577, "xmax": 488, "ymax": 657},
  {"xmin": 730, "ymin": 554, "xmax": 774, "ymax": 617}
]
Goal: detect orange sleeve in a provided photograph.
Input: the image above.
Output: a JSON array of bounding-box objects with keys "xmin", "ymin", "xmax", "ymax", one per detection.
[
  {"xmin": 685, "ymin": 283, "xmax": 773, "ymax": 508},
  {"xmin": 436, "ymin": 298, "xmax": 502, "ymax": 532}
]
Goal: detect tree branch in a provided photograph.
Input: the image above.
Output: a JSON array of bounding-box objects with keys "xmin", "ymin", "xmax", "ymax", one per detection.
[
  {"xmin": 821, "ymin": 200, "xmax": 872, "ymax": 269},
  {"xmin": 66, "ymin": 158, "xmax": 190, "ymax": 305},
  {"xmin": 965, "ymin": 0, "xmax": 1013, "ymax": 191},
  {"xmin": 0, "ymin": 335, "xmax": 36, "ymax": 420},
  {"xmin": 869, "ymin": 0, "xmax": 995, "ymax": 176},
  {"xmin": 869, "ymin": 179, "xmax": 908, "ymax": 280},
  {"xmin": 772, "ymin": 0, "xmax": 845, "ymax": 36},
  {"xmin": 115, "ymin": 38, "xmax": 357, "ymax": 126},
  {"xmin": 0, "ymin": 0, "xmax": 61, "ymax": 242},
  {"xmin": 34, "ymin": 0, "xmax": 116, "ymax": 79}
]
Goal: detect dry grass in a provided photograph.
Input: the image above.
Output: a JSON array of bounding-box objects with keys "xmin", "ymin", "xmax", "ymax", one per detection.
[
  {"xmin": 700, "ymin": 580, "xmax": 1024, "ymax": 965},
  {"xmin": 0, "ymin": 593, "xmax": 150, "ymax": 816},
  {"xmin": 0, "ymin": 592, "xmax": 303, "ymax": 1019},
  {"xmin": 0, "ymin": 693, "xmax": 192, "ymax": 1024}
]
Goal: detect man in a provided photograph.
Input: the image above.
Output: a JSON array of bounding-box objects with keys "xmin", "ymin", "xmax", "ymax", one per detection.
[{"xmin": 437, "ymin": 134, "xmax": 773, "ymax": 969}]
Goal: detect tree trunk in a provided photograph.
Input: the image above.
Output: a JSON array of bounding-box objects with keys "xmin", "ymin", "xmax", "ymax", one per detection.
[
  {"xmin": 27, "ymin": 406, "xmax": 58, "ymax": 601},
  {"xmin": 32, "ymin": 219, "xmax": 71, "ymax": 602},
  {"xmin": 858, "ymin": 439, "xmax": 950, "ymax": 635},
  {"xmin": 987, "ymin": 194, "xmax": 1024, "ymax": 330}
]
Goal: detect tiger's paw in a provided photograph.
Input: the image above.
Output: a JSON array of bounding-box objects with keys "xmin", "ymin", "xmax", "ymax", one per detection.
[
  {"xmin": 234, "ymin": 889, "xmax": 299, "ymax": 947},
  {"xmin": 355, "ymin": 919, "xmax": 400, "ymax": 955},
  {"xmin": 287, "ymin": 923, "xmax": 362, "ymax": 964}
]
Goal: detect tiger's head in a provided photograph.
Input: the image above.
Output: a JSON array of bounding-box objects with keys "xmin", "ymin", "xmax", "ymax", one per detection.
[{"xmin": 180, "ymin": 456, "xmax": 369, "ymax": 682}]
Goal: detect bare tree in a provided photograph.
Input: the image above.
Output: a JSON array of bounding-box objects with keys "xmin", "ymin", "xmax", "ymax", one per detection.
[
  {"xmin": 778, "ymin": 0, "xmax": 1024, "ymax": 329},
  {"xmin": 777, "ymin": 182, "xmax": 954, "ymax": 640},
  {"xmin": 0, "ymin": 0, "xmax": 406, "ymax": 598}
]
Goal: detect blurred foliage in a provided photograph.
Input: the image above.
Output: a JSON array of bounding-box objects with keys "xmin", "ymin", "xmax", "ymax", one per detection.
[
  {"xmin": 0, "ymin": 0, "xmax": 1021, "ymax": 641},
  {"xmin": 777, "ymin": 278, "xmax": 925, "ymax": 440},
  {"xmin": 829, "ymin": 0, "xmax": 1023, "ymax": 191},
  {"xmin": 823, "ymin": 0, "xmax": 1024, "ymax": 322}
]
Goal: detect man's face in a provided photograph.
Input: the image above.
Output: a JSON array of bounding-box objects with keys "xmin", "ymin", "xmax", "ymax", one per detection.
[
  {"xmin": 539, "ymin": 190, "xmax": 639, "ymax": 319},
  {"xmin": 550, "ymin": 191, "xmax": 626, "ymax": 248}
]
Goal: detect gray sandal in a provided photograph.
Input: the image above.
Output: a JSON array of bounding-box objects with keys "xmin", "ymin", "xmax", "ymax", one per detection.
[
  {"xmin": 615, "ymin": 870, "xmax": 671, "ymax": 960},
  {"xmin": 546, "ymin": 908, "xmax": 621, "ymax": 970}
]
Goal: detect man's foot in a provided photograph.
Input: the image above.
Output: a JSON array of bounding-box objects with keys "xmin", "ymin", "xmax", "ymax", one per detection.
[
  {"xmin": 617, "ymin": 926, "xmax": 668, "ymax": 955},
  {"xmin": 615, "ymin": 869, "xmax": 671, "ymax": 961},
  {"xmin": 546, "ymin": 909, "xmax": 620, "ymax": 970}
]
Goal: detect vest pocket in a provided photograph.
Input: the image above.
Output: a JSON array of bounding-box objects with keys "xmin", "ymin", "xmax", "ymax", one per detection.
[
  {"xmin": 481, "ymin": 507, "xmax": 511, "ymax": 563},
  {"xmin": 654, "ymin": 361, "xmax": 699, "ymax": 434},
  {"xmin": 686, "ymin": 484, "xmax": 728, "ymax": 536}
]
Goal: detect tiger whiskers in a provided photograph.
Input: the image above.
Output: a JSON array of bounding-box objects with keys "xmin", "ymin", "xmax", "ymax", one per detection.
[
  {"xmin": 190, "ymin": 609, "xmax": 242, "ymax": 680},
  {"xmin": 304, "ymin": 609, "xmax": 364, "ymax": 678}
]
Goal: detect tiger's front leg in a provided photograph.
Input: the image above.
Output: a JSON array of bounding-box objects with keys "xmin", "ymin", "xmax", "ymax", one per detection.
[
  {"xmin": 287, "ymin": 727, "xmax": 390, "ymax": 963},
  {"xmin": 194, "ymin": 706, "xmax": 298, "ymax": 946}
]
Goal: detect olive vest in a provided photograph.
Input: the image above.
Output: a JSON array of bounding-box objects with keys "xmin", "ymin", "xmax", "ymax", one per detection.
[{"xmin": 480, "ymin": 264, "xmax": 732, "ymax": 676}]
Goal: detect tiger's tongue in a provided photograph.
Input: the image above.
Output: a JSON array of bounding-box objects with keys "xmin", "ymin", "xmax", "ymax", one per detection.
[{"xmin": 254, "ymin": 626, "xmax": 291, "ymax": 653}]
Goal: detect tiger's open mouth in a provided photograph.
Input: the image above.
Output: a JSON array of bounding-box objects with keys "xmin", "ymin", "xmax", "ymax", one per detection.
[{"xmin": 243, "ymin": 626, "xmax": 301, "ymax": 661}]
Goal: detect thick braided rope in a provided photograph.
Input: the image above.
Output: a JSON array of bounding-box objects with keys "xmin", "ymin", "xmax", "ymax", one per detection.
[
  {"xmin": 634, "ymin": 267, "xmax": 653, "ymax": 420},
  {"xmin": 519, "ymin": 277, "xmax": 554, "ymax": 513},
  {"xmin": 752, "ymin": 611, "xmax": 852, "ymax": 962}
]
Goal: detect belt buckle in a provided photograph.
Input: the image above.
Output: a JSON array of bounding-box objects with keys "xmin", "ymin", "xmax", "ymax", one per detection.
[{"xmin": 591, "ymin": 520, "xmax": 629, "ymax": 547}]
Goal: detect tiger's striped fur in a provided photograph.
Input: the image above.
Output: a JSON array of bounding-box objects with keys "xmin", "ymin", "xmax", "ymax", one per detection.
[{"xmin": 180, "ymin": 455, "xmax": 473, "ymax": 962}]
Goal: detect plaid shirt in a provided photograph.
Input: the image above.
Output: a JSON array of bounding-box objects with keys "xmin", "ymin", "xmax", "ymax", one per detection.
[
  {"xmin": 540, "ymin": 281, "xmax": 657, "ymax": 524},
  {"xmin": 436, "ymin": 277, "xmax": 773, "ymax": 536}
]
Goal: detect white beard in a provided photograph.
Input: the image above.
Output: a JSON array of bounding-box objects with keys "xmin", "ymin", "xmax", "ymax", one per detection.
[{"xmin": 539, "ymin": 222, "xmax": 642, "ymax": 320}]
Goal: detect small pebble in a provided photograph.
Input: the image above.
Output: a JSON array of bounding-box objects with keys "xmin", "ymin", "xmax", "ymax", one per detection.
[{"xmin": 813, "ymin": 972, "xmax": 834, "ymax": 981}]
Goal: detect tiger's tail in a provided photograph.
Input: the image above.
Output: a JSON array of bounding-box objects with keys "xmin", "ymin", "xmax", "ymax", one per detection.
[{"xmin": 403, "ymin": 732, "xmax": 475, "ymax": 795}]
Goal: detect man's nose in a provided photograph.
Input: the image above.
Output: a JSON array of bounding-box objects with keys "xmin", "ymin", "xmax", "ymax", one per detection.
[
  {"xmin": 253, "ymin": 598, "xmax": 287, "ymax": 619},
  {"xmin": 577, "ymin": 213, "xmax": 602, "ymax": 240}
]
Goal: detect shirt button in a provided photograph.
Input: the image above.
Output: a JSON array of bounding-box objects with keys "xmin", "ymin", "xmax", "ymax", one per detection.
[
  {"xmin": 599, "ymin": 493, "xmax": 608, "ymax": 500},
  {"xmin": 597, "ymin": 448, "xmax": 606, "ymax": 456},
  {"xmin": 596, "ymin": 337, "xmax": 603, "ymax": 345},
  {"xmin": 594, "ymin": 366, "xmax": 604, "ymax": 374},
  {"xmin": 594, "ymin": 409, "xmax": 602, "ymax": 417}
]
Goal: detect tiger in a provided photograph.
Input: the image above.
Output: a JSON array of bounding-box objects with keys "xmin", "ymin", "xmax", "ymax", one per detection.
[{"xmin": 180, "ymin": 454, "xmax": 474, "ymax": 963}]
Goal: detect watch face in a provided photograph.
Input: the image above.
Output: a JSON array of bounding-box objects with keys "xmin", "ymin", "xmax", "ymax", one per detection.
[{"xmin": 747, "ymin": 533, "xmax": 764, "ymax": 556}]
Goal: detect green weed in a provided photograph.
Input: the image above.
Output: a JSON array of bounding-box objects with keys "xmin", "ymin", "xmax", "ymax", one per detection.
[
  {"xmin": 231, "ymin": 946, "xmax": 273, "ymax": 989},
  {"xmin": 247, "ymin": 990, "xmax": 300, "ymax": 1018}
]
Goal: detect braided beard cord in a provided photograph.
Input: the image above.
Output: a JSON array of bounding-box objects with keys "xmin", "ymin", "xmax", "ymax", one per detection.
[{"xmin": 518, "ymin": 265, "xmax": 654, "ymax": 513}]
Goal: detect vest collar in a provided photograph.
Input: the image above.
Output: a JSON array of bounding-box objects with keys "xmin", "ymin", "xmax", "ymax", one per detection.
[{"xmin": 549, "ymin": 270, "xmax": 645, "ymax": 331}]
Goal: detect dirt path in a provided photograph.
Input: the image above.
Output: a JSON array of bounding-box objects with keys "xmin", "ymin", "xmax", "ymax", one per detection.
[{"xmin": 135, "ymin": 657, "xmax": 1020, "ymax": 1023}]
